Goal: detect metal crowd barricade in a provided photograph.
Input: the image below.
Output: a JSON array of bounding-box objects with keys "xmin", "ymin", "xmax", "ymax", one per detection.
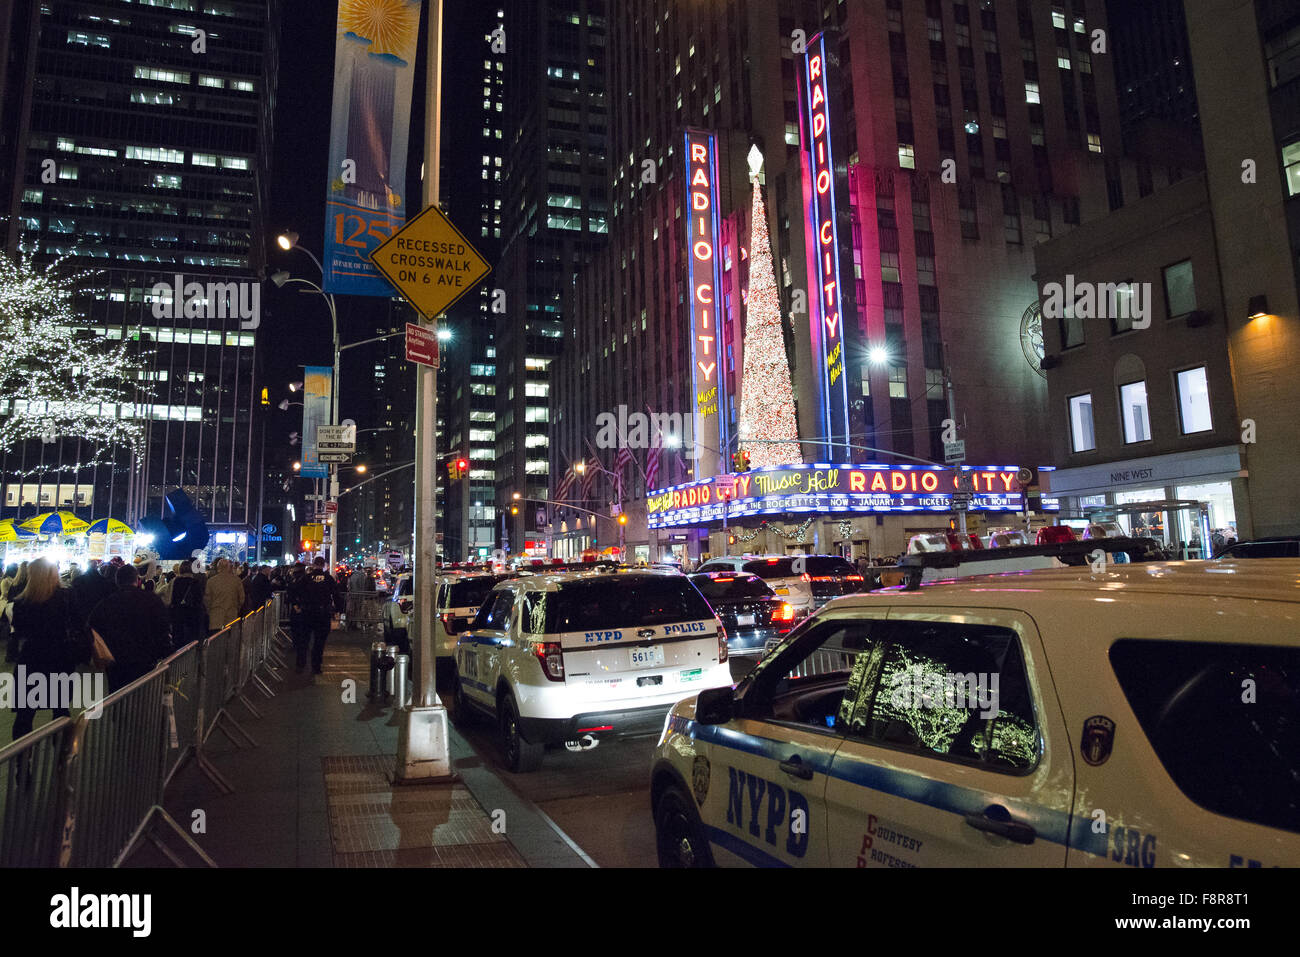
[
  {"xmin": 161, "ymin": 642, "xmax": 200, "ymax": 789},
  {"xmin": 0, "ymin": 601, "xmax": 288, "ymax": 867},
  {"xmin": 59, "ymin": 668, "xmax": 215, "ymax": 868},
  {"xmin": 0, "ymin": 717, "xmax": 74, "ymax": 867}
]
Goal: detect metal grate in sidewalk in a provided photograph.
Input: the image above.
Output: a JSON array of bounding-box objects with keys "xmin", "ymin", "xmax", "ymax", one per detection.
[{"xmin": 322, "ymin": 754, "xmax": 525, "ymax": 868}]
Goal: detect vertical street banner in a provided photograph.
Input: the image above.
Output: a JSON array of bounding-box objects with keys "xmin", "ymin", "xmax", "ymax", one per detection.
[
  {"xmin": 797, "ymin": 31, "xmax": 856, "ymax": 460},
  {"xmin": 323, "ymin": 0, "xmax": 423, "ymax": 296},
  {"xmin": 300, "ymin": 365, "xmax": 333, "ymax": 478},
  {"xmin": 684, "ymin": 128, "xmax": 727, "ymax": 481}
]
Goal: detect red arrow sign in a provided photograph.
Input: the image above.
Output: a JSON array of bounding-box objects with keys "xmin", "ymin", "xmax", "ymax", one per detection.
[{"xmin": 405, "ymin": 322, "xmax": 440, "ymax": 368}]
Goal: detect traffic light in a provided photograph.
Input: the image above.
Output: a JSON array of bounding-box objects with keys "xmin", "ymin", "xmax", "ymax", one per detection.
[
  {"xmin": 731, "ymin": 450, "xmax": 751, "ymax": 473},
  {"xmin": 456, "ymin": 456, "xmax": 469, "ymax": 475}
]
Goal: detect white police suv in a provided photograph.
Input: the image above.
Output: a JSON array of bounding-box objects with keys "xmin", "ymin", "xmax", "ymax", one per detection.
[
  {"xmin": 454, "ymin": 569, "xmax": 733, "ymax": 772},
  {"xmin": 651, "ymin": 559, "xmax": 1300, "ymax": 867}
]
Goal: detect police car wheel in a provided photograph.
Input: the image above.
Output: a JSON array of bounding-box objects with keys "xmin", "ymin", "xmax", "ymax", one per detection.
[
  {"xmin": 654, "ymin": 786, "xmax": 713, "ymax": 868},
  {"xmin": 500, "ymin": 695, "xmax": 543, "ymax": 773}
]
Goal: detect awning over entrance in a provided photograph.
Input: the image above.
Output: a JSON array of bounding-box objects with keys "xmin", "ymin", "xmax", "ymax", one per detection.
[{"xmin": 1042, "ymin": 445, "xmax": 1244, "ymax": 499}]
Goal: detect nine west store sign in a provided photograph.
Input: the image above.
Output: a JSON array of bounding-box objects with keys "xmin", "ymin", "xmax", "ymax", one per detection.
[
  {"xmin": 647, "ymin": 464, "xmax": 1035, "ymax": 529},
  {"xmin": 1042, "ymin": 446, "xmax": 1245, "ymax": 498}
]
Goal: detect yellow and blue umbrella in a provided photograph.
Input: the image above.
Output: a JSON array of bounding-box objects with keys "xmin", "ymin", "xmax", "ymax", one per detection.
[
  {"xmin": 19, "ymin": 511, "xmax": 91, "ymax": 536},
  {"xmin": 0, "ymin": 521, "xmax": 36, "ymax": 543},
  {"xmin": 86, "ymin": 518, "xmax": 134, "ymax": 536}
]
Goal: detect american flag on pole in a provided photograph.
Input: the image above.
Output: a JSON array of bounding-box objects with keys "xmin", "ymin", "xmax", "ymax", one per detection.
[
  {"xmin": 581, "ymin": 453, "xmax": 601, "ymax": 499},
  {"xmin": 553, "ymin": 464, "xmax": 577, "ymax": 501},
  {"xmin": 644, "ymin": 404, "xmax": 663, "ymax": 490},
  {"xmin": 613, "ymin": 447, "xmax": 634, "ymax": 501}
]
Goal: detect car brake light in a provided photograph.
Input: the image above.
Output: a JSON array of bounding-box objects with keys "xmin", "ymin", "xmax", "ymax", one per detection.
[
  {"xmin": 717, "ymin": 626, "xmax": 728, "ymax": 663},
  {"xmin": 800, "ymin": 573, "xmax": 811, "ymax": 582},
  {"xmin": 845, "ymin": 575, "xmax": 864, "ymax": 582},
  {"xmin": 774, "ymin": 602, "xmax": 795, "ymax": 622},
  {"xmin": 440, "ymin": 612, "xmax": 457, "ymax": 634},
  {"xmin": 533, "ymin": 641, "xmax": 564, "ymax": 681}
]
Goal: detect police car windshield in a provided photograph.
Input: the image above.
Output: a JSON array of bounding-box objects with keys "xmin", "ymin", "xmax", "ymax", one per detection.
[
  {"xmin": 544, "ymin": 577, "xmax": 713, "ymax": 632},
  {"xmin": 742, "ymin": 557, "xmax": 854, "ymax": 578},
  {"xmin": 691, "ymin": 574, "xmax": 772, "ymax": 600},
  {"xmin": 446, "ymin": 576, "xmax": 499, "ymax": 608}
]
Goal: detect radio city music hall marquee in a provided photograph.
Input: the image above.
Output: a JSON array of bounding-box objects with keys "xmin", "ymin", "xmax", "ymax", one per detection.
[
  {"xmin": 647, "ymin": 465, "xmax": 1034, "ymax": 529},
  {"xmin": 684, "ymin": 128, "xmax": 728, "ymax": 468}
]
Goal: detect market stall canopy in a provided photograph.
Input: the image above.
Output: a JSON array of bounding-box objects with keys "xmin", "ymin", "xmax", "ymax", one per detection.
[
  {"xmin": 0, "ymin": 521, "xmax": 36, "ymax": 543},
  {"xmin": 86, "ymin": 518, "xmax": 134, "ymax": 535},
  {"xmin": 20, "ymin": 511, "xmax": 91, "ymax": 535}
]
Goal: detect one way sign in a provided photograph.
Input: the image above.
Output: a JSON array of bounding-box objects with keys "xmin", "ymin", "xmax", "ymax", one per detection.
[{"xmin": 369, "ymin": 204, "xmax": 491, "ymax": 319}]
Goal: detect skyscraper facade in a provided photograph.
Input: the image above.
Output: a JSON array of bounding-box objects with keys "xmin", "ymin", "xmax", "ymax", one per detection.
[
  {"xmin": 0, "ymin": 0, "xmax": 279, "ymax": 528},
  {"xmin": 550, "ymin": 0, "xmax": 1127, "ymax": 561}
]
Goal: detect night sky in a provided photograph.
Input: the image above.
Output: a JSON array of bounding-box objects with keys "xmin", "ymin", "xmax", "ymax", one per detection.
[{"xmin": 262, "ymin": 2, "xmax": 482, "ymax": 466}]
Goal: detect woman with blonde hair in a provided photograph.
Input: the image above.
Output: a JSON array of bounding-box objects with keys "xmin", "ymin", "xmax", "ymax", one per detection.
[{"xmin": 9, "ymin": 558, "xmax": 87, "ymax": 739}]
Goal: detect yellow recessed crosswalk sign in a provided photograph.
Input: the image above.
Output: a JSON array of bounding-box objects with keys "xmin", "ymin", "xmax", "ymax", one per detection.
[{"xmin": 369, "ymin": 204, "xmax": 491, "ymax": 319}]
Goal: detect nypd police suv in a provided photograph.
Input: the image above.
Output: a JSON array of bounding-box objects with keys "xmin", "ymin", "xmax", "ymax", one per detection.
[
  {"xmin": 454, "ymin": 568, "xmax": 732, "ymax": 772},
  {"xmin": 651, "ymin": 559, "xmax": 1300, "ymax": 867}
]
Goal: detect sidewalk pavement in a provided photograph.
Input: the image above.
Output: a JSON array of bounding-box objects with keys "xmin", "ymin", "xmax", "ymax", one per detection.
[{"xmin": 128, "ymin": 622, "xmax": 592, "ymax": 868}]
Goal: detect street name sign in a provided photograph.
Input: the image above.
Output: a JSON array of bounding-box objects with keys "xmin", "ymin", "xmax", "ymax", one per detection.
[
  {"xmin": 369, "ymin": 203, "xmax": 491, "ymax": 319},
  {"xmin": 405, "ymin": 322, "xmax": 440, "ymax": 368},
  {"xmin": 319, "ymin": 451, "xmax": 352, "ymax": 464}
]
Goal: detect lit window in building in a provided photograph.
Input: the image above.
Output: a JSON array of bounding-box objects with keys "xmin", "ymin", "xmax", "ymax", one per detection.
[
  {"xmin": 1176, "ymin": 367, "xmax": 1213, "ymax": 434},
  {"xmin": 1283, "ymin": 140, "xmax": 1300, "ymax": 195},
  {"xmin": 1120, "ymin": 381, "xmax": 1151, "ymax": 444},
  {"xmin": 1087, "ymin": 134, "xmax": 1102, "ymax": 154},
  {"xmin": 1068, "ymin": 394, "xmax": 1095, "ymax": 452},
  {"xmin": 1025, "ymin": 82, "xmax": 1040, "ymax": 104},
  {"xmin": 134, "ymin": 66, "xmax": 190, "ymax": 84},
  {"xmin": 888, "ymin": 366, "xmax": 907, "ymax": 399},
  {"xmin": 898, "ymin": 143, "xmax": 915, "ymax": 169}
]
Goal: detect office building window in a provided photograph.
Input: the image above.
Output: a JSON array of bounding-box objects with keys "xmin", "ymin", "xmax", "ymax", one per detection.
[
  {"xmin": 1120, "ymin": 381, "xmax": 1151, "ymax": 443},
  {"xmin": 1283, "ymin": 140, "xmax": 1300, "ymax": 195},
  {"xmin": 1176, "ymin": 367, "xmax": 1213, "ymax": 434},
  {"xmin": 1163, "ymin": 259, "xmax": 1196, "ymax": 318},
  {"xmin": 1069, "ymin": 393, "xmax": 1095, "ymax": 452}
]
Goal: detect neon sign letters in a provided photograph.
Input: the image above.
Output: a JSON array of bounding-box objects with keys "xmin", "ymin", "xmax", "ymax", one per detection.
[
  {"xmin": 647, "ymin": 465, "xmax": 1040, "ymax": 528},
  {"xmin": 798, "ymin": 33, "xmax": 851, "ymax": 457},
  {"xmin": 685, "ymin": 128, "xmax": 726, "ymax": 470}
]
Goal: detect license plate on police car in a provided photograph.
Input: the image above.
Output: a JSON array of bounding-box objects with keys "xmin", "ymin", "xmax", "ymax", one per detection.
[
  {"xmin": 736, "ymin": 614, "xmax": 755, "ymax": 626},
  {"xmin": 630, "ymin": 646, "xmax": 665, "ymax": 669}
]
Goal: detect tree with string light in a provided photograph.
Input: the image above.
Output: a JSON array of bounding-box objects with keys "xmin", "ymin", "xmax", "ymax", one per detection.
[
  {"xmin": 0, "ymin": 251, "xmax": 148, "ymax": 472},
  {"xmin": 738, "ymin": 146, "xmax": 802, "ymax": 469}
]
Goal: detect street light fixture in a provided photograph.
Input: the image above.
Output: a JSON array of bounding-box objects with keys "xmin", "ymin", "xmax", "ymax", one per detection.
[
  {"xmin": 276, "ymin": 231, "xmax": 300, "ymax": 251},
  {"xmin": 293, "ymin": 461, "xmax": 301, "ymax": 471}
]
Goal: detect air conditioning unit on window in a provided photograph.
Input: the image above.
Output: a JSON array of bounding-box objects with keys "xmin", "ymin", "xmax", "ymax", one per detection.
[
  {"xmin": 1039, "ymin": 354, "xmax": 1061, "ymax": 370},
  {"xmin": 1185, "ymin": 309, "xmax": 1212, "ymax": 327}
]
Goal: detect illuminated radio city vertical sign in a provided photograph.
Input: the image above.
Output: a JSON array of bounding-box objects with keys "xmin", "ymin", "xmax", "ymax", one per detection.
[
  {"xmin": 797, "ymin": 32, "xmax": 854, "ymax": 459},
  {"xmin": 684, "ymin": 128, "xmax": 727, "ymax": 474}
]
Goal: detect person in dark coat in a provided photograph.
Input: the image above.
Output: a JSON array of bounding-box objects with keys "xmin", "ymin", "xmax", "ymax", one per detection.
[
  {"xmin": 88, "ymin": 564, "xmax": 173, "ymax": 692},
  {"xmin": 167, "ymin": 559, "xmax": 207, "ymax": 649},
  {"xmin": 288, "ymin": 557, "xmax": 336, "ymax": 674},
  {"xmin": 70, "ymin": 559, "xmax": 117, "ymax": 632},
  {"xmin": 245, "ymin": 564, "xmax": 274, "ymax": 611},
  {"xmin": 9, "ymin": 558, "xmax": 88, "ymax": 739}
]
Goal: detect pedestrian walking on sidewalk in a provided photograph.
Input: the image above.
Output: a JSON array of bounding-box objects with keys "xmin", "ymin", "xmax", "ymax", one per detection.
[
  {"xmin": 88, "ymin": 563, "xmax": 173, "ymax": 693},
  {"xmin": 204, "ymin": 557, "xmax": 245, "ymax": 635},
  {"xmin": 8, "ymin": 558, "xmax": 86, "ymax": 739},
  {"xmin": 289, "ymin": 557, "xmax": 336, "ymax": 674},
  {"xmin": 167, "ymin": 559, "xmax": 208, "ymax": 649}
]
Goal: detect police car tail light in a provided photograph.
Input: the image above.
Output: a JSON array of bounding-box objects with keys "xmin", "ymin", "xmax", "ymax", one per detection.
[
  {"xmin": 534, "ymin": 641, "xmax": 564, "ymax": 681},
  {"xmin": 439, "ymin": 612, "xmax": 457, "ymax": 633},
  {"xmin": 717, "ymin": 627, "xmax": 728, "ymax": 663}
]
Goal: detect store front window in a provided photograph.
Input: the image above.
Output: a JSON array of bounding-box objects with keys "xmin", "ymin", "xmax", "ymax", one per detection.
[{"xmin": 1176, "ymin": 482, "xmax": 1237, "ymax": 552}]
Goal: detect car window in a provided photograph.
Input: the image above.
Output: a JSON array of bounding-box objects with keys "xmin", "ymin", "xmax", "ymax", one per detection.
[
  {"xmin": 520, "ymin": 591, "xmax": 547, "ymax": 635},
  {"xmin": 741, "ymin": 619, "xmax": 881, "ymax": 733},
  {"xmin": 543, "ymin": 576, "xmax": 714, "ymax": 632},
  {"xmin": 396, "ymin": 577, "xmax": 411, "ymax": 599},
  {"xmin": 1230, "ymin": 541, "xmax": 1298, "ymax": 558},
  {"xmin": 842, "ymin": 621, "xmax": 1040, "ymax": 773},
  {"xmin": 472, "ymin": 589, "xmax": 515, "ymax": 631},
  {"xmin": 448, "ymin": 576, "xmax": 499, "ymax": 608},
  {"xmin": 1110, "ymin": 639, "xmax": 1300, "ymax": 834},
  {"xmin": 690, "ymin": 575, "xmax": 773, "ymax": 600}
]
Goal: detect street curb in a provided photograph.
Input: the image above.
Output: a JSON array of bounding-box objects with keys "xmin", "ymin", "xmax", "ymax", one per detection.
[{"xmin": 446, "ymin": 721, "xmax": 597, "ymax": 868}]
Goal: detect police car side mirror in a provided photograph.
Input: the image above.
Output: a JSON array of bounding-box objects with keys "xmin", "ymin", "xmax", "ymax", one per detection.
[{"xmin": 695, "ymin": 686, "xmax": 735, "ymax": 725}]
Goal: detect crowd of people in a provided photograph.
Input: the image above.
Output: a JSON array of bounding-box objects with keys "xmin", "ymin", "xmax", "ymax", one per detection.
[{"xmin": 0, "ymin": 554, "xmax": 384, "ymax": 741}]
